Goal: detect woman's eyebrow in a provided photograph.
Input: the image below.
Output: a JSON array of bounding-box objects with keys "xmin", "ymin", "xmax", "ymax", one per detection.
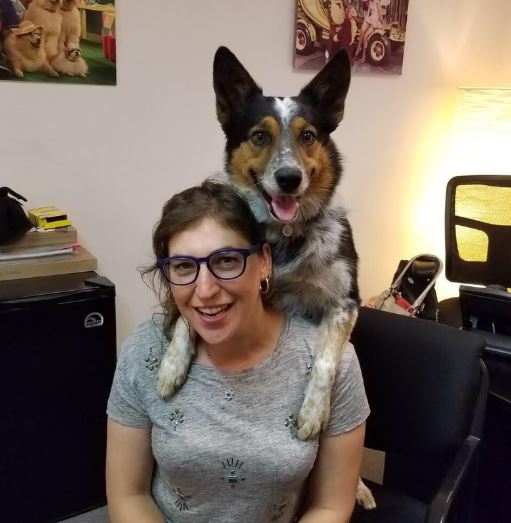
[{"xmin": 168, "ymin": 245, "xmax": 241, "ymax": 258}]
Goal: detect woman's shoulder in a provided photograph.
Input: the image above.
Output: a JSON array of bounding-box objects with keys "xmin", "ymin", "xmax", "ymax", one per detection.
[
  {"xmin": 118, "ymin": 314, "xmax": 166, "ymax": 366},
  {"xmin": 284, "ymin": 314, "xmax": 357, "ymax": 371}
]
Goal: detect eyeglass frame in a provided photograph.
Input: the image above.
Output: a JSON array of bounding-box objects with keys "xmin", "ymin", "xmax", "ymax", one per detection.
[{"xmin": 156, "ymin": 243, "xmax": 263, "ymax": 286}]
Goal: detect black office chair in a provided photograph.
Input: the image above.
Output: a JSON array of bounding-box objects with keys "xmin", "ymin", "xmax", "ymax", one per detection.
[
  {"xmin": 438, "ymin": 175, "xmax": 511, "ymax": 522},
  {"xmin": 350, "ymin": 307, "xmax": 488, "ymax": 523}
]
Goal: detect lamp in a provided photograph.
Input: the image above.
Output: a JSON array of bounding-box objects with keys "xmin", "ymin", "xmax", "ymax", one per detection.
[{"xmin": 447, "ymin": 88, "xmax": 511, "ymax": 176}]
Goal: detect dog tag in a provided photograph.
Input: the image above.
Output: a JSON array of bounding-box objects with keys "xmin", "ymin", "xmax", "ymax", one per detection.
[{"xmin": 282, "ymin": 224, "xmax": 293, "ymax": 237}]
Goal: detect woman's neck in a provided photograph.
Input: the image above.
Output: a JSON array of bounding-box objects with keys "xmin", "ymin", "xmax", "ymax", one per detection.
[{"xmin": 197, "ymin": 307, "xmax": 284, "ymax": 371}]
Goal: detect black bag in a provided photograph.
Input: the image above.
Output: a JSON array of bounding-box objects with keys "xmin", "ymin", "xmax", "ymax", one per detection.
[
  {"xmin": 389, "ymin": 254, "xmax": 442, "ymax": 320},
  {"xmin": 0, "ymin": 187, "xmax": 33, "ymax": 246},
  {"xmin": 372, "ymin": 254, "xmax": 443, "ymax": 320}
]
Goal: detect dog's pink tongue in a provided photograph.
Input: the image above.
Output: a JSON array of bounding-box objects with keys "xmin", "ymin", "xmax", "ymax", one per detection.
[{"xmin": 271, "ymin": 196, "xmax": 299, "ymax": 222}]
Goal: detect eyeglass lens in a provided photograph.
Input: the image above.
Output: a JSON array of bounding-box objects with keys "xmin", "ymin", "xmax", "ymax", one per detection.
[{"xmin": 165, "ymin": 251, "xmax": 246, "ymax": 284}]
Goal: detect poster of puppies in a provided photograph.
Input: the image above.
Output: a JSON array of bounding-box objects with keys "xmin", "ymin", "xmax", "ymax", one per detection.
[
  {"xmin": 0, "ymin": 0, "xmax": 116, "ymax": 85},
  {"xmin": 295, "ymin": 0, "xmax": 409, "ymax": 75}
]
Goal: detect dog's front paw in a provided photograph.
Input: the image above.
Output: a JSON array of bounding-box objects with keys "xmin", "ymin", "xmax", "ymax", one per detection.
[
  {"xmin": 157, "ymin": 359, "xmax": 188, "ymax": 398},
  {"xmin": 156, "ymin": 316, "xmax": 195, "ymax": 399},
  {"xmin": 296, "ymin": 397, "xmax": 329, "ymax": 440},
  {"xmin": 356, "ymin": 478, "xmax": 376, "ymax": 509},
  {"xmin": 14, "ymin": 69, "xmax": 24, "ymax": 78}
]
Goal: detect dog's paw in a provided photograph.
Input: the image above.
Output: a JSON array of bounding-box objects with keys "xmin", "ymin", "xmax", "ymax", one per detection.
[
  {"xmin": 14, "ymin": 69, "xmax": 24, "ymax": 78},
  {"xmin": 296, "ymin": 399, "xmax": 329, "ymax": 440},
  {"xmin": 296, "ymin": 391, "xmax": 330, "ymax": 440},
  {"xmin": 156, "ymin": 360, "xmax": 188, "ymax": 399},
  {"xmin": 156, "ymin": 317, "xmax": 194, "ymax": 399},
  {"xmin": 356, "ymin": 478, "xmax": 376, "ymax": 510}
]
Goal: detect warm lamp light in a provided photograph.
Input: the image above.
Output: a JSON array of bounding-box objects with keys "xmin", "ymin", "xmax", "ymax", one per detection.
[
  {"xmin": 447, "ymin": 88, "xmax": 511, "ymax": 175},
  {"xmin": 416, "ymin": 88, "xmax": 511, "ymax": 300}
]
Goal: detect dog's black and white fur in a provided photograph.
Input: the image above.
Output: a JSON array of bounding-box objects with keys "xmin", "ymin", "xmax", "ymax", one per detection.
[{"xmin": 157, "ymin": 47, "xmax": 375, "ymax": 509}]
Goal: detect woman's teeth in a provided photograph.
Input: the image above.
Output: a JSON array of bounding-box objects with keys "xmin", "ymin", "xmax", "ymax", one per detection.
[{"xmin": 197, "ymin": 305, "xmax": 230, "ymax": 317}]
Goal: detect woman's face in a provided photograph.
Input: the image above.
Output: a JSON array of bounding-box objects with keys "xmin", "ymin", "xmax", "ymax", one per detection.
[{"xmin": 167, "ymin": 217, "xmax": 271, "ymax": 349}]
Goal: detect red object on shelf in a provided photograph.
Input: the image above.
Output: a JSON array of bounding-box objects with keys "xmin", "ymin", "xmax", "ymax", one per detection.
[
  {"xmin": 108, "ymin": 37, "xmax": 116, "ymax": 62},
  {"xmin": 102, "ymin": 35, "xmax": 112, "ymax": 58}
]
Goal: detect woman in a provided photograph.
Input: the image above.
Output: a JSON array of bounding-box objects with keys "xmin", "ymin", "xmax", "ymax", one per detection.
[
  {"xmin": 354, "ymin": 0, "xmax": 384, "ymax": 63},
  {"xmin": 106, "ymin": 181, "xmax": 370, "ymax": 523}
]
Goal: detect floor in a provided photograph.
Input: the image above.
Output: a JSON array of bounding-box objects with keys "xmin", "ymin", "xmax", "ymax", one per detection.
[{"xmin": 60, "ymin": 506, "xmax": 109, "ymax": 523}]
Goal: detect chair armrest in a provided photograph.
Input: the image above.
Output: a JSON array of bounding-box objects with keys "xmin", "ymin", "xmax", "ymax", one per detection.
[{"xmin": 425, "ymin": 435, "xmax": 480, "ymax": 523}]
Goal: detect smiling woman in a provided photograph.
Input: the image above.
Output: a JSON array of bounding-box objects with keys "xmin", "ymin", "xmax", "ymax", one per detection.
[{"xmin": 105, "ymin": 180, "xmax": 370, "ymax": 523}]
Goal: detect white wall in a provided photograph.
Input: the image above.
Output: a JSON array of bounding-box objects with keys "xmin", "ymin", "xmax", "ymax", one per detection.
[{"xmin": 3, "ymin": 0, "xmax": 511, "ymax": 344}]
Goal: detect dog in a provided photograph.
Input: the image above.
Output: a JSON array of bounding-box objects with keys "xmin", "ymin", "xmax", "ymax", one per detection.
[
  {"xmin": 24, "ymin": 0, "xmax": 63, "ymax": 60},
  {"xmin": 52, "ymin": 46, "xmax": 87, "ymax": 77},
  {"xmin": 3, "ymin": 21, "xmax": 59, "ymax": 78},
  {"xmin": 58, "ymin": 0, "xmax": 80, "ymax": 52},
  {"xmin": 157, "ymin": 47, "xmax": 376, "ymax": 510}
]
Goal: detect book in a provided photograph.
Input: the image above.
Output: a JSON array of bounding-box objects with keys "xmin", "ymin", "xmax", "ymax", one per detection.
[
  {"xmin": 0, "ymin": 244, "xmax": 78, "ymax": 262},
  {"xmin": 0, "ymin": 246, "xmax": 97, "ymax": 281},
  {"xmin": 0, "ymin": 226, "xmax": 78, "ymax": 252}
]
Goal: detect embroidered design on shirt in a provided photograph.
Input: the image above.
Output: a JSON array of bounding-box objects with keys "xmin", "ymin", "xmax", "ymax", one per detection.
[
  {"xmin": 285, "ymin": 414, "xmax": 298, "ymax": 437},
  {"xmin": 271, "ymin": 497, "xmax": 289, "ymax": 521},
  {"xmin": 144, "ymin": 347, "xmax": 160, "ymax": 371},
  {"xmin": 169, "ymin": 409, "xmax": 184, "ymax": 431},
  {"xmin": 221, "ymin": 458, "xmax": 246, "ymax": 487},
  {"xmin": 173, "ymin": 486, "xmax": 191, "ymax": 511},
  {"xmin": 224, "ymin": 390, "xmax": 234, "ymax": 401},
  {"xmin": 305, "ymin": 342, "xmax": 314, "ymax": 375}
]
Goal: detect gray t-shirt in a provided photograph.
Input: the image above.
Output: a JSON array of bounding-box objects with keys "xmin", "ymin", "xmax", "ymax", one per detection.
[{"xmin": 107, "ymin": 314, "xmax": 370, "ymax": 523}]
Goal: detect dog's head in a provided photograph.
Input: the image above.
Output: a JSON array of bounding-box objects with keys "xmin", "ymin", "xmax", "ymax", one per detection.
[
  {"xmin": 213, "ymin": 47, "xmax": 350, "ymax": 227},
  {"xmin": 64, "ymin": 46, "xmax": 81, "ymax": 61},
  {"xmin": 18, "ymin": 26, "xmax": 45, "ymax": 49}
]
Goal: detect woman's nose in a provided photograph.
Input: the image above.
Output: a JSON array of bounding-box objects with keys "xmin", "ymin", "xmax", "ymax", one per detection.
[{"xmin": 194, "ymin": 263, "xmax": 220, "ymax": 298}]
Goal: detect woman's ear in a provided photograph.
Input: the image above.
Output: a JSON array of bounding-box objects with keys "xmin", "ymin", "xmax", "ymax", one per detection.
[{"xmin": 260, "ymin": 242, "xmax": 272, "ymax": 279}]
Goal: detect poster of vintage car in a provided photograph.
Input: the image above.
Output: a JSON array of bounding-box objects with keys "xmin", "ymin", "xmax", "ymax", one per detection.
[
  {"xmin": 295, "ymin": 0, "xmax": 409, "ymax": 75},
  {"xmin": 0, "ymin": 0, "xmax": 116, "ymax": 85}
]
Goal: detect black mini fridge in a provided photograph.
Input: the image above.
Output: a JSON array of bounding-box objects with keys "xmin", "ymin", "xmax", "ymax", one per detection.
[{"xmin": 0, "ymin": 272, "xmax": 117, "ymax": 523}]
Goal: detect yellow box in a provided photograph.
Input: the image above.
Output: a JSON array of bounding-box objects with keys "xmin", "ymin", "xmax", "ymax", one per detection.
[{"xmin": 28, "ymin": 206, "xmax": 72, "ymax": 229}]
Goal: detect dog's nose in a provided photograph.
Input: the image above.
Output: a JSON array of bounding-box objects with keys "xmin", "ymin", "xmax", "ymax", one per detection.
[{"xmin": 275, "ymin": 167, "xmax": 302, "ymax": 192}]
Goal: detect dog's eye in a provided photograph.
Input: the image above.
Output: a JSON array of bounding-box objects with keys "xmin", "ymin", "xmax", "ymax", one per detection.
[
  {"xmin": 300, "ymin": 131, "xmax": 316, "ymax": 146},
  {"xmin": 250, "ymin": 131, "xmax": 271, "ymax": 147}
]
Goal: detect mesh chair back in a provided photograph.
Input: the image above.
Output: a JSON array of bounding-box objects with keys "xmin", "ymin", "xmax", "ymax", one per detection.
[{"xmin": 445, "ymin": 175, "xmax": 511, "ymax": 287}]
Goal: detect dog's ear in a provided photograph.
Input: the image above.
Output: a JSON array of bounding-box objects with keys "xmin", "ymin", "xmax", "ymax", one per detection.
[
  {"xmin": 213, "ymin": 46, "xmax": 262, "ymax": 127},
  {"xmin": 298, "ymin": 48, "xmax": 351, "ymax": 131}
]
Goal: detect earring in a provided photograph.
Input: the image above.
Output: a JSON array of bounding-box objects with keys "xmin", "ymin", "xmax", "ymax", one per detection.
[{"xmin": 260, "ymin": 276, "xmax": 270, "ymax": 295}]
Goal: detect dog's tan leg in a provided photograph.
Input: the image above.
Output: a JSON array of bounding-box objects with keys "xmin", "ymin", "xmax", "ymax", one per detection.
[
  {"xmin": 156, "ymin": 316, "xmax": 196, "ymax": 399},
  {"xmin": 10, "ymin": 58, "xmax": 24, "ymax": 78},
  {"xmin": 356, "ymin": 478, "xmax": 376, "ymax": 509},
  {"xmin": 41, "ymin": 61, "xmax": 59, "ymax": 77},
  {"xmin": 297, "ymin": 306, "xmax": 358, "ymax": 440}
]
